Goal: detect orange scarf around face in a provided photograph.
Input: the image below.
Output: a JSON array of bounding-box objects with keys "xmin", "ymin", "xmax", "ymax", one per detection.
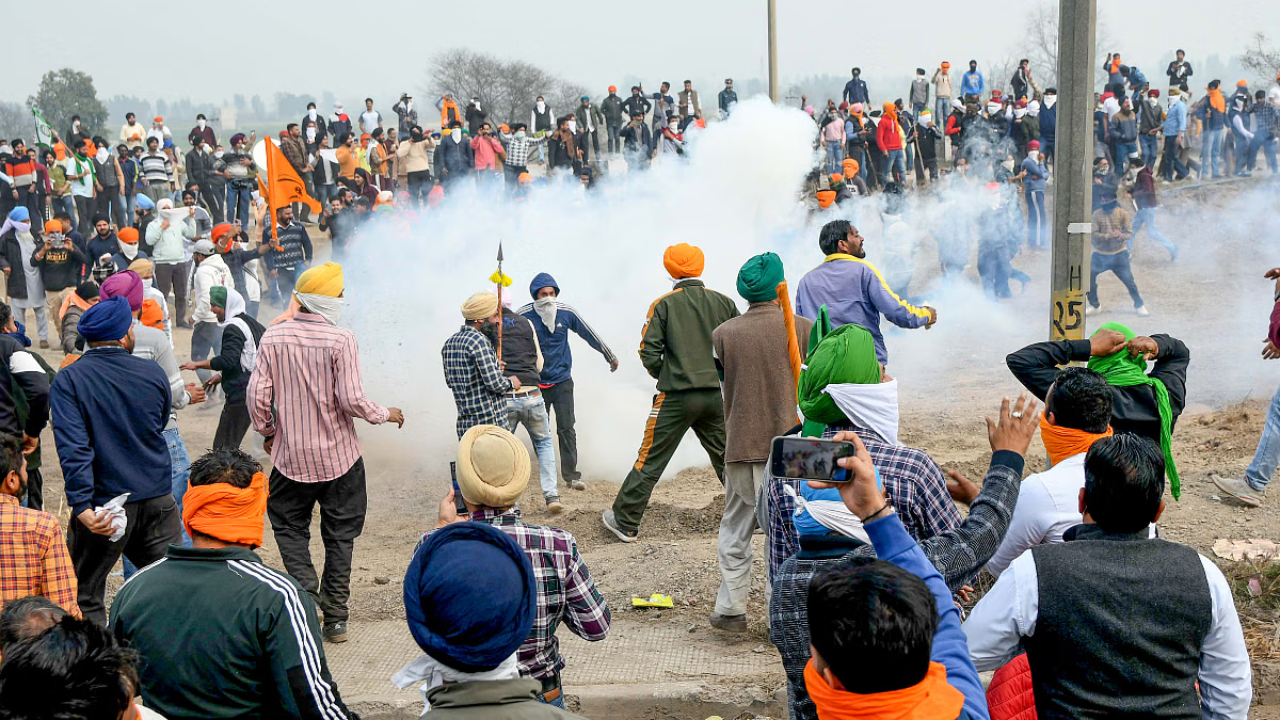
[
  {"xmin": 1039, "ymin": 412, "xmax": 1114, "ymax": 466},
  {"xmin": 804, "ymin": 659, "xmax": 964, "ymax": 720},
  {"xmin": 140, "ymin": 298, "xmax": 165, "ymax": 330},
  {"xmin": 1207, "ymin": 88, "xmax": 1226, "ymax": 114},
  {"xmin": 183, "ymin": 472, "xmax": 268, "ymax": 547}
]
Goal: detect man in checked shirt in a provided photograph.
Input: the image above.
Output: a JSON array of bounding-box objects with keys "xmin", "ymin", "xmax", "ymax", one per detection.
[
  {"xmin": 427, "ymin": 425, "xmax": 609, "ymax": 709},
  {"xmin": 443, "ymin": 292, "xmax": 523, "ymax": 436},
  {"xmin": 0, "ymin": 434, "xmax": 79, "ymax": 621}
]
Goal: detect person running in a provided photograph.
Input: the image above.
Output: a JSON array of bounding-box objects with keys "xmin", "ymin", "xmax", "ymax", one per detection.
[
  {"xmin": 795, "ymin": 220, "xmax": 936, "ymax": 365},
  {"xmin": 181, "ymin": 287, "xmax": 265, "ymax": 451},
  {"xmin": 1085, "ymin": 193, "xmax": 1146, "ymax": 316},
  {"xmin": 516, "ymin": 273, "xmax": 618, "ymax": 496},
  {"xmin": 247, "ymin": 262, "xmax": 404, "ymax": 643},
  {"xmin": 604, "ymin": 244, "xmax": 739, "ymax": 542}
]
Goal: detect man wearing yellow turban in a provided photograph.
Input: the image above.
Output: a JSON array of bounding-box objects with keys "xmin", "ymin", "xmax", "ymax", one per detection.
[
  {"xmin": 247, "ymin": 260, "xmax": 404, "ymax": 643},
  {"xmin": 604, "ymin": 244, "xmax": 740, "ymax": 542},
  {"xmin": 444, "ymin": 292, "xmax": 523, "ymax": 438},
  {"xmin": 112, "ymin": 448, "xmax": 356, "ymax": 719}
]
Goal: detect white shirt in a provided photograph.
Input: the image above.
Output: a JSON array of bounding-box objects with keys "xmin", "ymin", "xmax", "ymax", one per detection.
[
  {"xmin": 359, "ymin": 110, "xmax": 382, "ymax": 135},
  {"xmin": 964, "ymin": 540, "xmax": 1252, "ymax": 720},
  {"xmin": 986, "ymin": 453, "xmax": 1156, "ymax": 577}
]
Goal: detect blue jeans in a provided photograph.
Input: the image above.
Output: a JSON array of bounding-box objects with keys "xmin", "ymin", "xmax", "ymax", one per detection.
[
  {"xmin": 1087, "ymin": 251, "xmax": 1144, "ymax": 309},
  {"xmin": 227, "ymin": 183, "xmax": 254, "ymax": 225},
  {"xmin": 1248, "ymin": 134, "xmax": 1278, "ymax": 172},
  {"xmin": 123, "ymin": 427, "xmax": 192, "ymax": 579},
  {"xmin": 1024, "ymin": 190, "xmax": 1046, "ymax": 248},
  {"xmin": 1128, "ymin": 207, "xmax": 1176, "ymax": 255},
  {"xmin": 53, "ymin": 195, "xmax": 76, "ymax": 227},
  {"xmin": 1115, "ymin": 141, "xmax": 1137, "ymax": 165},
  {"xmin": 1139, "ymin": 134, "xmax": 1159, "ymax": 169},
  {"xmin": 124, "ymin": 192, "xmax": 137, "ymax": 227},
  {"xmin": 1202, "ymin": 127, "xmax": 1224, "ymax": 177},
  {"xmin": 935, "ymin": 98, "xmax": 951, "ymax": 128},
  {"xmin": 1161, "ymin": 136, "xmax": 1188, "ymax": 180},
  {"xmin": 507, "ymin": 394, "xmax": 559, "ymax": 499},
  {"xmin": 1246, "ymin": 384, "xmax": 1280, "ymax": 490},
  {"xmin": 882, "ymin": 148, "xmax": 905, "ymax": 183},
  {"xmin": 825, "ymin": 141, "xmax": 843, "ymax": 175}
]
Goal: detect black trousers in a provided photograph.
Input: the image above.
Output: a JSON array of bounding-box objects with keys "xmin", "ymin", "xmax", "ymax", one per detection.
[
  {"xmin": 23, "ymin": 468, "xmax": 43, "ymax": 511},
  {"xmin": 67, "ymin": 494, "xmax": 181, "ymax": 624},
  {"xmin": 213, "ymin": 402, "xmax": 252, "ymax": 451},
  {"xmin": 542, "ymin": 378, "xmax": 579, "ymax": 482},
  {"xmin": 201, "ymin": 185, "xmax": 225, "ymax": 223},
  {"xmin": 73, "ymin": 195, "xmax": 94, "ymax": 237},
  {"xmin": 267, "ymin": 459, "xmax": 367, "ymax": 623}
]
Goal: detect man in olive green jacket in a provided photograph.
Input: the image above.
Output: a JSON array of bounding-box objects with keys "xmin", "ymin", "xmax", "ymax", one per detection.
[{"xmin": 604, "ymin": 244, "xmax": 739, "ymax": 541}]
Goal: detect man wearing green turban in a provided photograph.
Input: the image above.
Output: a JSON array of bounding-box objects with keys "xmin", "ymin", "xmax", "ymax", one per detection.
[
  {"xmin": 710, "ymin": 251, "xmax": 812, "ymax": 632},
  {"xmin": 763, "ymin": 317, "xmax": 960, "ymax": 581},
  {"xmin": 1007, "ymin": 323, "xmax": 1190, "ymax": 498}
]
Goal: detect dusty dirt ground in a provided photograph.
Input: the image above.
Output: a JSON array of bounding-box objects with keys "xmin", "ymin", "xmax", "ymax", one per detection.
[{"xmin": 28, "ymin": 175, "xmax": 1280, "ymax": 718}]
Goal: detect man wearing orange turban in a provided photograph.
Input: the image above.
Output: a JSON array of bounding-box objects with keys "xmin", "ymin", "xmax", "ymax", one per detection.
[
  {"xmin": 603, "ymin": 244, "xmax": 740, "ymax": 542},
  {"xmin": 111, "ymin": 447, "xmax": 356, "ymax": 719}
]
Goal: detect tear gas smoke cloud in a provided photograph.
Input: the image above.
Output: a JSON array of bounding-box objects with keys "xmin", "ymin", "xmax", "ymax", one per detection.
[{"xmin": 338, "ymin": 98, "xmax": 1279, "ymax": 484}]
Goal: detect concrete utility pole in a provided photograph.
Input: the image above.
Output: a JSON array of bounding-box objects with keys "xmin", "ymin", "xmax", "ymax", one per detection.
[
  {"xmin": 768, "ymin": 0, "xmax": 779, "ymax": 103},
  {"xmin": 1049, "ymin": 0, "xmax": 1097, "ymax": 341}
]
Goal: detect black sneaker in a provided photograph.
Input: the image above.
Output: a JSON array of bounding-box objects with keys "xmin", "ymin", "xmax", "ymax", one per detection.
[{"xmin": 323, "ymin": 621, "xmax": 349, "ymax": 643}]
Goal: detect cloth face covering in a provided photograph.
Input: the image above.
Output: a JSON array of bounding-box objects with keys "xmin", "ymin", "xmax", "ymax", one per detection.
[{"xmin": 534, "ymin": 297, "xmax": 558, "ymax": 333}]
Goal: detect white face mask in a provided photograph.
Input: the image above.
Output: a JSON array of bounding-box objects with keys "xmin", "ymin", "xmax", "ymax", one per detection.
[
  {"xmin": 536, "ymin": 101, "xmax": 546, "ymax": 112},
  {"xmin": 73, "ymin": 121, "xmax": 81, "ymax": 131},
  {"xmin": 1027, "ymin": 150, "xmax": 1040, "ymax": 162},
  {"xmin": 451, "ymin": 132, "xmax": 462, "ymax": 144},
  {"xmin": 1002, "ymin": 159, "xmax": 1015, "ymax": 171},
  {"xmin": 308, "ymin": 109, "xmax": 317, "ymax": 120},
  {"xmin": 987, "ymin": 103, "xmax": 1001, "ymax": 115},
  {"xmin": 214, "ymin": 150, "xmax": 224, "ymax": 159},
  {"xmin": 567, "ymin": 120, "xmax": 577, "ymax": 133},
  {"xmin": 1044, "ymin": 95, "xmax": 1057, "ymax": 109},
  {"xmin": 515, "ymin": 130, "xmax": 527, "ymax": 139},
  {"xmin": 197, "ymin": 119, "xmax": 206, "ymax": 129},
  {"xmin": 306, "ymin": 127, "xmax": 317, "ymax": 142},
  {"xmin": 406, "ymin": 100, "xmax": 413, "ymax": 111}
]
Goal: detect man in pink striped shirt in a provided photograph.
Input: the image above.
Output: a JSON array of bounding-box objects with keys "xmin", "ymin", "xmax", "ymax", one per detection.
[{"xmin": 248, "ymin": 262, "xmax": 404, "ymax": 644}]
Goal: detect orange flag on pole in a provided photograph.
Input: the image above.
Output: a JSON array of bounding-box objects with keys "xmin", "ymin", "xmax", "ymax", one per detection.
[{"xmin": 261, "ymin": 136, "xmax": 321, "ymax": 241}]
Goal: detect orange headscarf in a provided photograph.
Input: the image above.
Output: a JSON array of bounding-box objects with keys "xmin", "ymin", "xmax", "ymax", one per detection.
[
  {"xmin": 663, "ymin": 243, "xmax": 705, "ymax": 278},
  {"xmin": 882, "ymin": 101, "xmax": 898, "ymax": 120},
  {"xmin": 183, "ymin": 472, "xmax": 268, "ymax": 547},
  {"xmin": 842, "ymin": 158, "xmax": 860, "ymax": 178},
  {"xmin": 816, "ymin": 190, "xmax": 837, "ymax": 209},
  {"xmin": 1207, "ymin": 87, "xmax": 1226, "ymax": 114},
  {"xmin": 804, "ymin": 659, "xmax": 964, "ymax": 720},
  {"xmin": 140, "ymin": 298, "xmax": 165, "ymax": 331},
  {"xmin": 1039, "ymin": 412, "xmax": 1114, "ymax": 466}
]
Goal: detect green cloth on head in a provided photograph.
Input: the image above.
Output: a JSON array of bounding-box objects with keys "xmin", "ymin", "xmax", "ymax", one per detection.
[
  {"xmin": 1087, "ymin": 321, "xmax": 1180, "ymax": 499},
  {"xmin": 209, "ymin": 285, "xmax": 228, "ymax": 309},
  {"xmin": 736, "ymin": 252, "xmax": 785, "ymax": 303},
  {"xmin": 801, "ymin": 305, "xmax": 834, "ymax": 436},
  {"xmin": 798, "ymin": 323, "xmax": 881, "ymax": 434}
]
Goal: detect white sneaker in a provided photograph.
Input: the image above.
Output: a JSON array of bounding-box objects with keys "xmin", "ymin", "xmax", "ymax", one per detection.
[
  {"xmin": 1085, "ymin": 305, "xmax": 1102, "ymax": 316},
  {"xmin": 1136, "ymin": 306, "xmax": 1150, "ymax": 316},
  {"xmin": 1211, "ymin": 475, "xmax": 1263, "ymax": 507}
]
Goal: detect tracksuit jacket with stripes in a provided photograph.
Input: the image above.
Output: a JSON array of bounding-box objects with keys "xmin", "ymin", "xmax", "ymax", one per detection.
[{"xmin": 110, "ymin": 545, "xmax": 352, "ymax": 720}]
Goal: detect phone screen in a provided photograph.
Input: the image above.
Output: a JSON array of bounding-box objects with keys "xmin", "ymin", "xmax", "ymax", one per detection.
[
  {"xmin": 449, "ymin": 462, "xmax": 468, "ymax": 515},
  {"xmin": 770, "ymin": 437, "xmax": 857, "ymax": 483}
]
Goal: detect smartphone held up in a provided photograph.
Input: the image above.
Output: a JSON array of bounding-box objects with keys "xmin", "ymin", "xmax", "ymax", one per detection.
[{"xmin": 770, "ymin": 437, "xmax": 858, "ymax": 483}]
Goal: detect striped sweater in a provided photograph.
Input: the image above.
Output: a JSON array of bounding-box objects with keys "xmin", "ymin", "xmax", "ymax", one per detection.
[{"xmin": 139, "ymin": 151, "xmax": 173, "ymax": 185}]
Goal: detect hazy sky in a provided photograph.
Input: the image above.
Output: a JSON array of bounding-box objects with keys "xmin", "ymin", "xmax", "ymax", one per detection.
[{"xmin": 2, "ymin": 0, "xmax": 1274, "ymax": 108}]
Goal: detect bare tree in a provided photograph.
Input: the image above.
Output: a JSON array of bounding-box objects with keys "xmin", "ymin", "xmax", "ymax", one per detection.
[
  {"xmin": 1241, "ymin": 33, "xmax": 1280, "ymax": 81},
  {"xmin": 0, "ymin": 101, "xmax": 28, "ymax": 142},
  {"xmin": 425, "ymin": 48, "xmax": 584, "ymax": 127},
  {"xmin": 1014, "ymin": 0, "xmax": 1115, "ymax": 93}
]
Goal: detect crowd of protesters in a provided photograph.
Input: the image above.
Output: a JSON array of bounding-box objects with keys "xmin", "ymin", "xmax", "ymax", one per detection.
[{"xmin": 0, "ymin": 51, "xmax": 1273, "ymax": 720}]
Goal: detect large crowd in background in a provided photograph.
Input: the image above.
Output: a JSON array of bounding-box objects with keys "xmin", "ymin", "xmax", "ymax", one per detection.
[{"xmin": 0, "ymin": 48, "xmax": 1277, "ymax": 720}]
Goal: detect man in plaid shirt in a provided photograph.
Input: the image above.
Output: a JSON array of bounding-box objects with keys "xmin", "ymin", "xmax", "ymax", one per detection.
[
  {"xmin": 498, "ymin": 124, "xmax": 548, "ymax": 189},
  {"xmin": 443, "ymin": 292, "xmax": 521, "ymax": 437},
  {"xmin": 0, "ymin": 434, "xmax": 79, "ymax": 619},
  {"xmin": 426, "ymin": 425, "xmax": 610, "ymax": 708}
]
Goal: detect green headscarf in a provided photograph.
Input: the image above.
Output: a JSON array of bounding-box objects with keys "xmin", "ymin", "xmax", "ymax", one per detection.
[
  {"xmin": 736, "ymin": 252, "xmax": 785, "ymax": 303},
  {"xmin": 210, "ymin": 285, "xmax": 228, "ymax": 309},
  {"xmin": 798, "ymin": 322, "xmax": 880, "ymax": 435},
  {"xmin": 1087, "ymin": 322, "xmax": 1180, "ymax": 499}
]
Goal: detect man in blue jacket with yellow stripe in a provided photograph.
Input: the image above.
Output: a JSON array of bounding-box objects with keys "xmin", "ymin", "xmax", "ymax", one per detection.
[
  {"xmin": 795, "ymin": 220, "xmax": 937, "ymax": 365},
  {"xmin": 518, "ymin": 272, "xmax": 618, "ymax": 491}
]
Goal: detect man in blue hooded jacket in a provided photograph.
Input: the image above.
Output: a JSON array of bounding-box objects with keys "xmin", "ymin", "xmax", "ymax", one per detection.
[{"xmin": 517, "ymin": 273, "xmax": 618, "ymax": 491}]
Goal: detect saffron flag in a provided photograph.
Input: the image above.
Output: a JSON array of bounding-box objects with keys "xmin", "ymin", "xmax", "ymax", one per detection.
[{"xmin": 261, "ymin": 136, "xmax": 321, "ymax": 240}]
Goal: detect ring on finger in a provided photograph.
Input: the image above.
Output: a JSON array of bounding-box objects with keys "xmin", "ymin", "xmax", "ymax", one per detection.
[{"xmin": 1010, "ymin": 411, "xmax": 1024, "ymax": 419}]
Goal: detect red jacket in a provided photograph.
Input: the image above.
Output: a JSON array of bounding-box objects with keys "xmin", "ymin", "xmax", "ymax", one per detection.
[
  {"xmin": 876, "ymin": 114, "xmax": 903, "ymax": 151},
  {"xmin": 986, "ymin": 654, "xmax": 1037, "ymax": 720}
]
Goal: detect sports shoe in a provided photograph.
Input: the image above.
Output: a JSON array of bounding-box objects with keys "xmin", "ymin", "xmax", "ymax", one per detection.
[
  {"xmin": 545, "ymin": 495, "xmax": 564, "ymax": 514},
  {"xmin": 1136, "ymin": 305, "xmax": 1150, "ymax": 317},
  {"xmin": 1211, "ymin": 475, "xmax": 1263, "ymax": 508},
  {"xmin": 1085, "ymin": 304, "xmax": 1102, "ymax": 316},
  {"xmin": 323, "ymin": 621, "xmax": 349, "ymax": 643},
  {"xmin": 709, "ymin": 612, "xmax": 748, "ymax": 632},
  {"xmin": 567, "ymin": 478, "xmax": 586, "ymax": 491},
  {"xmin": 601, "ymin": 510, "xmax": 636, "ymax": 543}
]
